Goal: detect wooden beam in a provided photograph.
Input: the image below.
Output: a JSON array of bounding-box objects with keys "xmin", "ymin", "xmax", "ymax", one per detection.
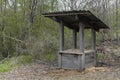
[
  {"xmin": 91, "ymin": 29, "xmax": 96, "ymax": 50},
  {"xmin": 60, "ymin": 20, "xmax": 64, "ymax": 51},
  {"xmin": 75, "ymin": 15, "xmax": 79, "ymax": 20},
  {"xmin": 58, "ymin": 20, "xmax": 64, "ymax": 68},
  {"xmin": 73, "ymin": 29, "xmax": 77, "ymax": 49},
  {"xmin": 58, "ymin": 53, "xmax": 62, "ymax": 68},
  {"xmin": 79, "ymin": 22, "xmax": 85, "ymax": 70},
  {"xmin": 43, "ymin": 12, "xmax": 90, "ymax": 17},
  {"xmin": 79, "ymin": 23, "xmax": 84, "ymax": 52},
  {"xmin": 91, "ymin": 29, "xmax": 97, "ymax": 66}
]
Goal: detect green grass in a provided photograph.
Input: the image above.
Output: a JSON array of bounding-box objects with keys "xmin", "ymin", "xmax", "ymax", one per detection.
[
  {"xmin": 41, "ymin": 53, "xmax": 56, "ymax": 62},
  {"xmin": 0, "ymin": 61, "xmax": 12, "ymax": 72},
  {"xmin": 0, "ymin": 55, "xmax": 34, "ymax": 73},
  {"xmin": 16, "ymin": 55, "xmax": 34, "ymax": 65},
  {"xmin": 0, "ymin": 53, "xmax": 56, "ymax": 73},
  {"xmin": 97, "ymin": 53, "xmax": 105, "ymax": 61}
]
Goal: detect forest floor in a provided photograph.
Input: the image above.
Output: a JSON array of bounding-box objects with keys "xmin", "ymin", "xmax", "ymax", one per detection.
[
  {"xmin": 0, "ymin": 45, "xmax": 120, "ymax": 80},
  {"xmin": 0, "ymin": 62, "xmax": 120, "ymax": 80}
]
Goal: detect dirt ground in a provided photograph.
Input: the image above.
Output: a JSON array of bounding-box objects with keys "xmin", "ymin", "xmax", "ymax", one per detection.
[{"xmin": 0, "ymin": 63, "xmax": 120, "ymax": 80}]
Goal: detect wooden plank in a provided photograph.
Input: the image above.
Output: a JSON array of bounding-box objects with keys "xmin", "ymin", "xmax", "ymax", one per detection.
[
  {"xmin": 79, "ymin": 22, "xmax": 85, "ymax": 70},
  {"xmin": 60, "ymin": 20, "xmax": 64, "ymax": 51},
  {"xmin": 61, "ymin": 54, "xmax": 80, "ymax": 69},
  {"xmin": 58, "ymin": 53, "xmax": 62, "ymax": 68},
  {"xmin": 91, "ymin": 29, "xmax": 96, "ymax": 50},
  {"xmin": 91, "ymin": 29, "xmax": 97, "ymax": 66},
  {"xmin": 85, "ymin": 54, "xmax": 94, "ymax": 59},
  {"xmin": 85, "ymin": 62, "xmax": 94, "ymax": 68},
  {"xmin": 85, "ymin": 58, "xmax": 94, "ymax": 63},
  {"xmin": 79, "ymin": 23, "xmax": 84, "ymax": 52},
  {"xmin": 78, "ymin": 54, "xmax": 82, "ymax": 70},
  {"xmin": 43, "ymin": 12, "xmax": 90, "ymax": 17},
  {"xmin": 73, "ymin": 29, "xmax": 77, "ymax": 49},
  {"xmin": 94, "ymin": 51, "xmax": 97, "ymax": 66}
]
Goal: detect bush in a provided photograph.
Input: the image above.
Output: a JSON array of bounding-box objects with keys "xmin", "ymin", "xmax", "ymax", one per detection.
[
  {"xmin": 0, "ymin": 55, "xmax": 34, "ymax": 73},
  {"xmin": 97, "ymin": 53, "xmax": 105, "ymax": 61},
  {"xmin": 25, "ymin": 32, "xmax": 59, "ymax": 62},
  {"xmin": 0, "ymin": 61, "xmax": 12, "ymax": 72}
]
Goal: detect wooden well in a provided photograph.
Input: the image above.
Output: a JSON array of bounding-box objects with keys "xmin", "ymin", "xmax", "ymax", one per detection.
[
  {"xmin": 43, "ymin": 10, "xmax": 109, "ymax": 71},
  {"xmin": 59, "ymin": 49, "xmax": 95, "ymax": 69}
]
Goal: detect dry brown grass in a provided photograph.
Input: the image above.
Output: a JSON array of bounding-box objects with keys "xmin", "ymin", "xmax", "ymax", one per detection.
[{"xmin": 0, "ymin": 63, "xmax": 120, "ymax": 80}]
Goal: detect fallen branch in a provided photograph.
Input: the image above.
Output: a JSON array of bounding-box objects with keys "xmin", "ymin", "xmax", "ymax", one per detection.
[{"xmin": 3, "ymin": 33, "xmax": 25, "ymax": 44}]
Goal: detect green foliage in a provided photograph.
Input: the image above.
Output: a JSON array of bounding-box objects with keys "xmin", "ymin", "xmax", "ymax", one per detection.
[
  {"xmin": 97, "ymin": 53, "xmax": 105, "ymax": 61},
  {"xmin": 16, "ymin": 55, "xmax": 34, "ymax": 65},
  {"xmin": 41, "ymin": 53, "xmax": 56, "ymax": 62},
  {"xmin": 0, "ymin": 55, "xmax": 34, "ymax": 73},
  {"xmin": 0, "ymin": 61, "xmax": 12, "ymax": 72}
]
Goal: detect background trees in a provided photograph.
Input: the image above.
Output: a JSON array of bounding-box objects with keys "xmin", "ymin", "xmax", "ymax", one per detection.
[{"xmin": 0, "ymin": 0, "xmax": 119, "ymax": 62}]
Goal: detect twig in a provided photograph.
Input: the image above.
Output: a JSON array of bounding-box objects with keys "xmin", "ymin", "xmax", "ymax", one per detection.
[{"xmin": 3, "ymin": 33, "xmax": 25, "ymax": 44}]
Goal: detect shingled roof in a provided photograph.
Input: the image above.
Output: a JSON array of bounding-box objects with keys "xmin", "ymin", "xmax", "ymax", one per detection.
[{"xmin": 42, "ymin": 10, "xmax": 109, "ymax": 31}]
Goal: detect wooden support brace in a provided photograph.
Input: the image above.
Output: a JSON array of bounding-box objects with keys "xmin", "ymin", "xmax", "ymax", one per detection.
[
  {"xmin": 58, "ymin": 20, "xmax": 64, "ymax": 68},
  {"xmin": 73, "ymin": 29, "xmax": 77, "ymax": 49},
  {"xmin": 58, "ymin": 53, "xmax": 62, "ymax": 68},
  {"xmin": 60, "ymin": 20, "xmax": 64, "ymax": 51},
  {"xmin": 91, "ymin": 29, "xmax": 97, "ymax": 66},
  {"xmin": 91, "ymin": 29, "xmax": 96, "ymax": 50},
  {"xmin": 79, "ymin": 22, "xmax": 85, "ymax": 70}
]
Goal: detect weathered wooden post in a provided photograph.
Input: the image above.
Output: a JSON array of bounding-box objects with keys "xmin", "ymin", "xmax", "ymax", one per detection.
[
  {"xmin": 91, "ymin": 28, "xmax": 96, "ymax": 66},
  {"xmin": 79, "ymin": 22, "xmax": 85, "ymax": 70},
  {"xmin": 91, "ymin": 29, "xmax": 96, "ymax": 50},
  {"xmin": 58, "ymin": 20, "xmax": 64, "ymax": 68},
  {"xmin": 72, "ymin": 29, "xmax": 77, "ymax": 49},
  {"xmin": 60, "ymin": 20, "xmax": 64, "ymax": 51}
]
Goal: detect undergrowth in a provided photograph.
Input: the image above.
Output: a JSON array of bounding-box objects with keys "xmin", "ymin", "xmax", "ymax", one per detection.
[
  {"xmin": 41, "ymin": 53, "xmax": 56, "ymax": 62},
  {"xmin": 0, "ymin": 55, "xmax": 34, "ymax": 73}
]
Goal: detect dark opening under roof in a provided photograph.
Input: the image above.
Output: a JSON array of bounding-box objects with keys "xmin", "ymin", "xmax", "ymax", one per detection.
[{"xmin": 43, "ymin": 10, "xmax": 109, "ymax": 31}]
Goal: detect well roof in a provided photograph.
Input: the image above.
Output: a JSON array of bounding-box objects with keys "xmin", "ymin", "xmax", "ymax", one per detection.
[{"xmin": 43, "ymin": 10, "xmax": 109, "ymax": 31}]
